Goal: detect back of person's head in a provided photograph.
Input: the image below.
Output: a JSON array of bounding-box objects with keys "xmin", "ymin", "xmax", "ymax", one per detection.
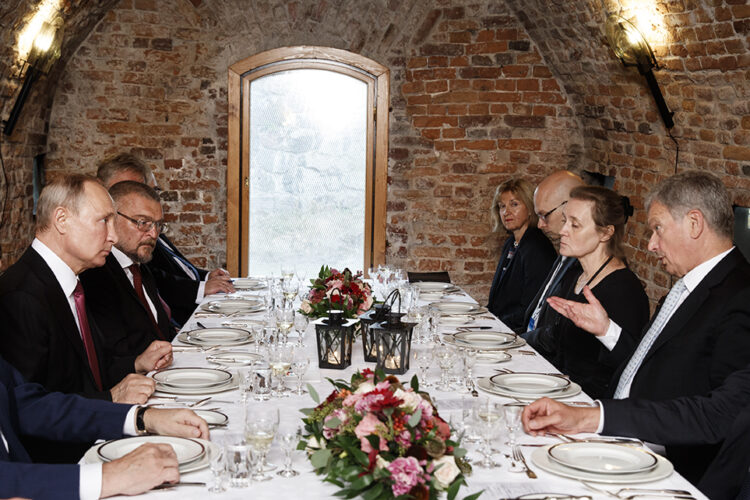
[
  {"xmin": 646, "ymin": 170, "xmax": 733, "ymax": 239},
  {"xmin": 491, "ymin": 177, "xmax": 537, "ymax": 232},
  {"xmin": 36, "ymin": 174, "xmax": 98, "ymax": 233},
  {"xmin": 570, "ymin": 185, "xmax": 628, "ymax": 260},
  {"xmin": 97, "ymin": 153, "xmax": 150, "ymax": 187},
  {"xmin": 109, "ymin": 180, "xmax": 161, "ymax": 205}
]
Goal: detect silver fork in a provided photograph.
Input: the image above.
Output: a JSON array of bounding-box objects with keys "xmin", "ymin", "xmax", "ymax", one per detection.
[
  {"xmin": 580, "ymin": 481, "xmax": 693, "ymax": 499},
  {"xmin": 511, "ymin": 445, "xmax": 537, "ymax": 479}
]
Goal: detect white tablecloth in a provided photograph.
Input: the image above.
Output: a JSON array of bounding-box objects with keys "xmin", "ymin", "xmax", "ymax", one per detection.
[{"xmin": 103, "ymin": 289, "xmax": 707, "ymax": 499}]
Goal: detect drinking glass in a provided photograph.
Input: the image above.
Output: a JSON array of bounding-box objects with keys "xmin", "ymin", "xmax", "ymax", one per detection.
[
  {"xmin": 277, "ymin": 424, "xmax": 303, "ymax": 477},
  {"xmin": 434, "ymin": 345, "xmax": 454, "ymax": 391},
  {"xmin": 293, "ymin": 313, "xmax": 309, "ymax": 348},
  {"xmin": 413, "ymin": 347, "xmax": 433, "ymax": 388},
  {"xmin": 207, "ymin": 439, "xmax": 226, "ymax": 493},
  {"xmin": 473, "ymin": 399, "xmax": 503, "ymax": 469},
  {"xmin": 237, "ymin": 368, "xmax": 253, "ymax": 405},
  {"xmin": 268, "ymin": 344, "xmax": 294, "ymax": 397},
  {"xmin": 252, "ymin": 362, "xmax": 272, "ymax": 401},
  {"xmin": 281, "ymin": 277, "xmax": 299, "ymax": 305},
  {"xmin": 280, "ymin": 265, "xmax": 295, "ymax": 281},
  {"xmin": 245, "ymin": 404, "xmax": 279, "ymax": 482},
  {"xmin": 275, "ymin": 305, "xmax": 295, "ymax": 345},
  {"xmin": 251, "ymin": 324, "xmax": 264, "ymax": 353},
  {"xmin": 291, "ymin": 356, "xmax": 310, "ymax": 395},
  {"xmin": 225, "ymin": 432, "xmax": 252, "ymax": 488},
  {"xmin": 461, "ymin": 349, "xmax": 478, "ymax": 393},
  {"xmin": 503, "ymin": 403, "xmax": 525, "ymax": 448}
]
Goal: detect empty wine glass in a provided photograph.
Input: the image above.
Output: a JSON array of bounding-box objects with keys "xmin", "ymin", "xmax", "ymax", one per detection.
[
  {"xmin": 503, "ymin": 403, "xmax": 525, "ymax": 448},
  {"xmin": 207, "ymin": 438, "xmax": 226, "ymax": 493},
  {"xmin": 461, "ymin": 348, "xmax": 478, "ymax": 393},
  {"xmin": 434, "ymin": 344, "xmax": 455, "ymax": 391},
  {"xmin": 245, "ymin": 404, "xmax": 279, "ymax": 482},
  {"xmin": 291, "ymin": 355, "xmax": 310, "ymax": 395},
  {"xmin": 237, "ymin": 368, "xmax": 253, "ymax": 405},
  {"xmin": 277, "ymin": 424, "xmax": 303, "ymax": 477},
  {"xmin": 293, "ymin": 313, "xmax": 309, "ymax": 348},
  {"xmin": 473, "ymin": 399, "xmax": 503, "ymax": 469},
  {"xmin": 251, "ymin": 324, "xmax": 264, "ymax": 353},
  {"xmin": 413, "ymin": 347, "xmax": 433, "ymax": 388}
]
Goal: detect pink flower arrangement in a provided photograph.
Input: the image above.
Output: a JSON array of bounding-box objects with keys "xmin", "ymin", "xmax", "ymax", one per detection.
[
  {"xmin": 300, "ymin": 369, "xmax": 476, "ymax": 500},
  {"xmin": 299, "ymin": 266, "xmax": 374, "ymax": 318}
]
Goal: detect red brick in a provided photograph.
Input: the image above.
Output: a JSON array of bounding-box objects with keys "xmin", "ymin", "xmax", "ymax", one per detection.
[{"xmin": 502, "ymin": 65, "xmax": 529, "ymax": 77}]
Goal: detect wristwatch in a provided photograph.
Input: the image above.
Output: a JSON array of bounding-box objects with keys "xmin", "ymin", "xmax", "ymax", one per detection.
[{"xmin": 135, "ymin": 406, "xmax": 149, "ymax": 435}]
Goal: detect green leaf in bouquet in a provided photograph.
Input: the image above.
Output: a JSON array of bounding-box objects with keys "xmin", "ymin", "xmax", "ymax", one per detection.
[
  {"xmin": 446, "ymin": 476, "xmax": 463, "ymax": 500},
  {"xmin": 361, "ymin": 482, "xmax": 384, "ymax": 500},
  {"xmin": 310, "ymin": 448, "xmax": 332, "ymax": 469},
  {"xmin": 324, "ymin": 416, "xmax": 342, "ymax": 429},
  {"xmin": 300, "ymin": 407, "xmax": 314, "ymax": 416},
  {"xmin": 308, "ymin": 384, "xmax": 320, "ymax": 403},
  {"xmin": 348, "ymin": 473, "xmax": 374, "ymax": 491},
  {"xmin": 407, "ymin": 408, "xmax": 422, "ymax": 428},
  {"xmin": 453, "ymin": 446, "xmax": 467, "ymax": 458},
  {"xmin": 410, "ymin": 374, "xmax": 419, "ymax": 392},
  {"xmin": 463, "ymin": 491, "xmax": 484, "ymax": 500}
]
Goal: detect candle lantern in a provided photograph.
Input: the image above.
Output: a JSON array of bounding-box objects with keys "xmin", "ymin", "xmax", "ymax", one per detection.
[
  {"xmin": 358, "ymin": 302, "xmax": 391, "ymax": 363},
  {"xmin": 370, "ymin": 291, "xmax": 416, "ymax": 374},
  {"xmin": 314, "ymin": 290, "xmax": 356, "ymax": 369}
]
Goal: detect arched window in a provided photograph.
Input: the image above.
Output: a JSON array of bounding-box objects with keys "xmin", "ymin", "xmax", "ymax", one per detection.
[{"xmin": 227, "ymin": 47, "xmax": 389, "ymax": 277}]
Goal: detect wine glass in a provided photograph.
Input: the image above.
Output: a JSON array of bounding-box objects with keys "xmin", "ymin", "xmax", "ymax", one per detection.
[
  {"xmin": 293, "ymin": 313, "xmax": 309, "ymax": 348},
  {"xmin": 237, "ymin": 368, "xmax": 253, "ymax": 405},
  {"xmin": 503, "ymin": 403, "xmax": 525, "ymax": 448},
  {"xmin": 268, "ymin": 344, "xmax": 294, "ymax": 397},
  {"xmin": 434, "ymin": 344, "xmax": 455, "ymax": 391},
  {"xmin": 280, "ymin": 265, "xmax": 295, "ymax": 281},
  {"xmin": 207, "ymin": 437, "xmax": 227, "ymax": 492},
  {"xmin": 291, "ymin": 355, "xmax": 310, "ymax": 395},
  {"xmin": 413, "ymin": 347, "xmax": 433, "ymax": 388},
  {"xmin": 275, "ymin": 305, "xmax": 295, "ymax": 345},
  {"xmin": 245, "ymin": 404, "xmax": 280, "ymax": 482},
  {"xmin": 281, "ymin": 276, "xmax": 299, "ymax": 305},
  {"xmin": 461, "ymin": 348, "xmax": 478, "ymax": 393},
  {"xmin": 277, "ymin": 424, "xmax": 303, "ymax": 477},
  {"xmin": 473, "ymin": 399, "xmax": 503, "ymax": 469}
]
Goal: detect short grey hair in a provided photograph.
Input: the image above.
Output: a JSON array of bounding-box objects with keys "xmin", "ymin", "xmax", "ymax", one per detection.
[
  {"xmin": 97, "ymin": 153, "xmax": 149, "ymax": 186},
  {"xmin": 36, "ymin": 174, "xmax": 99, "ymax": 233},
  {"xmin": 109, "ymin": 180, "xmax": 161, "ymax": 205},
  {"xmin": 646, "ymin": 170, "xmax": 733, "ymax": 238}
]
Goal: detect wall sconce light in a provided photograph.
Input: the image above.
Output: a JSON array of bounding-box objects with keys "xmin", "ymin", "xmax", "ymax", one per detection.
[
  {"xmin": 605, "ymin": 13, "xmax": 674, "ymax": 129},
  {"xmin": 3, "ymin": 14, "xmax": 64, "ymax": 136}
]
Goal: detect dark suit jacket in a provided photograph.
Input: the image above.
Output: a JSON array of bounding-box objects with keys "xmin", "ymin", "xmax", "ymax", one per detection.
[
  {"xmin": 606, "ymin": 248, "xmax": 750, "ymax": 483},
  {"xmin": 0, "ymin": 247, "xmax": 118, "ymax": 462},
  {"xmin": 81, "ymin": 253, "xmax": 175, "ymax": 387},
  {"xmin": 147, "ymin": 235, "xmax": 204, "ymax": 325},
  {"xmin": 487, "ymin": 227, "xmax": 556, "ymax": 333},
  {"xmin": 0, "ymin": 355, "xmax": 129, "ymax": 500},
  {"xmin": 698, "ymin": 403, "xmax": 750, "ymax": 500}
]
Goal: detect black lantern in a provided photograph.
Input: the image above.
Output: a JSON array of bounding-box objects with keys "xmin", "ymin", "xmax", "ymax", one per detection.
[
  {"xmin": 359, "ymin": 302, "xmax": 391, "ymax": 362},
  {"xmin": 370, "ymin": 292, "xmax": 416, "ymax": 374},
  {"xmin": 314, "ymin": 291, "xmax": 356, "ymax": 369}
]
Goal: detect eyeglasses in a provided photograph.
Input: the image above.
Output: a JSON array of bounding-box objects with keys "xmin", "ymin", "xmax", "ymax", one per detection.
[
  {"xmin": 537, "ymin": 200, "xmax": 567, "ymax": 223},
  {"xmin": 117, "ymin": 212, "xmax": 168, "ymax": 233}
]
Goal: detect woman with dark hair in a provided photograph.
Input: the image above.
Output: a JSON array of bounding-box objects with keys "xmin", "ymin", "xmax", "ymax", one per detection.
[
  {"xmin": 487, "ymin": 178, "xmax": 556, "ymax": 332},
  {"xmin": 538, "ymin": 185, "xmax": 649, "ymax": 398}
]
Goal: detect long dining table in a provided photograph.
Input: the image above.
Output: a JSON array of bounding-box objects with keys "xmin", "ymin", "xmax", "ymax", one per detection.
[{"xmin": 102, "ymin": 283, "xmax": 708, "ymax": 499}]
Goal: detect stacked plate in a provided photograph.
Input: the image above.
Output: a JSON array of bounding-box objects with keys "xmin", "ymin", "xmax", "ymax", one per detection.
[
  {"xmin": 531, "ymin": 442, "xmax": 674, "ymax": 484},
  {"xmin": 477, "ymin": 372, "xmax": 581, "ymax": 400},
  {"xmin": 200, "ymin": 298, "xmax": 264, "ymax": 314},
  {"xmin": 232, "ymin": 278, "xmax": 266, "ymax": 291},
  {"xmin": 415, "ymin": 282, "xmax": 460, "ymax": 300},
  {"xmin": 443, "ymin": 330, "xmax": 525, "ymax": 351},
  {"xmin": 206, "ymin": 350, "xmax": 263, "ymax": 367},
  {"xmin": 433, "ymin": 302, "xmax": 485, "ymax": 316},
  {"xmin": 193, "ymin": 409, "xmax": 229, "ymax": 427},
  {"xmin": 178, "ymin": 328, "xmax": 252, "ymax": 347},
  {"xmin": 86, "ymin": 436, "xmax": 216, "ymax": 473},
  {"xmin": 152, "ymin": 367, "xmax": 237, "ymax": 395}
]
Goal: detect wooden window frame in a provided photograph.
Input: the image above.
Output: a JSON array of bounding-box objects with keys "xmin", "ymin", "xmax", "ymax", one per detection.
[{"xmin": 227, "ymin": 46, "xmax": 389, "ymax": 277}]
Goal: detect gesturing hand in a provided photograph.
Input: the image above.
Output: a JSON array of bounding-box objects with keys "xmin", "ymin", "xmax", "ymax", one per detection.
[{"xmin": 546, "ymin": 285, "xmax": 611, "ymax": 337}]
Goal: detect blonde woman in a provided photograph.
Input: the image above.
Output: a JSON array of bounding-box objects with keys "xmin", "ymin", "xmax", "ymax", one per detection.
[{"xmin": 487, "ymin": 178, "xmax": 556, "ymax": 332}]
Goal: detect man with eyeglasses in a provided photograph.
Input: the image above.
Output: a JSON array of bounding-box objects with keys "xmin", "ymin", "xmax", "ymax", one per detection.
[
  {"xmin": 81, "ymin": 181, "xmax": 179, "ymax": 388},
  {"xmin": 521, "ymin": 170, "xmax": 584, "ymax": 354},
  {"xmin": 96, "ymin": 153, "xmax": 233, "ymax": 325},
  {"xmin": 0, "ymin": 175, "xmax": 171, "ymax": 463}
]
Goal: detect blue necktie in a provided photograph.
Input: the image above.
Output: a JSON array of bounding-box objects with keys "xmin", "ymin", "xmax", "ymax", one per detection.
[
  {"xmin": 614, "ymin": 278, "xmax": 687, "ymax": 398},
  {"xmin": 159, "ymin": 238, "xmax": 200, "ymax": 280}
]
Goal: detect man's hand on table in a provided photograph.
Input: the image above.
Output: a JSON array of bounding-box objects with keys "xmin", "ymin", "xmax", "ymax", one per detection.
[
  {"xmin": 100, "ymin": 443, "xmax": 179, "ymax": 497},
  {"xmin": 522, "ymin": 397, "xmax": 600, "ymax": 436},
  {"xmin": 546, "ymin": 286, "xmax": 610, "ymax": 337},
  {"xmin": 205, "ymin": 271, "xmax": 234, "ymax": 295},
  {"xmin": 135, "ymin": 340, "xmax": 173, "ymax": 373},
  {"xmin": 143, "ymin": 408, "xmax": 210, "ymax": 440},
  {"xmin": 110, "ymin": 374, "xmax": 155, "ymax": 404}
]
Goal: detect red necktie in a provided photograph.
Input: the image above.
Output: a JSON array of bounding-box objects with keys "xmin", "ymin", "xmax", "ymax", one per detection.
[
  {"xmin": 72, "ymin": 281, "xmax": 103, "ymax": 391},
  {"xmin": 129, "ymin": 264, "xmax": 165, "ymax": 340}
]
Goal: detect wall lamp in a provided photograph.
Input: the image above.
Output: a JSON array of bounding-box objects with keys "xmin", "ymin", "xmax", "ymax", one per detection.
[
  {"xmin": 605, "ymin": 13, "xmax": 674, "ymax": 129},
  {"xmin": 3, "ymin": 14, "xmax": 64, "ymax": 136}
]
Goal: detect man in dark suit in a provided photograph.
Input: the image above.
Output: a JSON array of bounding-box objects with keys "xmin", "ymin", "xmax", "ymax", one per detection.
[
  {"xmin": 524, "ymin": 170, "xmax": 750, "ymax": 485},
  {"xmin": 0, "ymin": 354, "xmax": 209, "ymax": 499},
  {"xmin": 82, "ymin": 182, "xmax": 182, "ymax": 379},
  {"xmin": 521, "ymin": 171, "xmax": 583, "ymax": 350},
  {"xmin": 96, "ymin": 153, "xmax": 233, "ymax": 324},
  {"xmin": 0, "ymin": 175, "xmax": 173, "ymax": 462}
]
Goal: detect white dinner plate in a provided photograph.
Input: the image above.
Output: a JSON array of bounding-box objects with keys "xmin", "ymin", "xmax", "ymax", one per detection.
[
  {"xmin": 232, "ymin": 278, "xmax": 266, "ymax": 290},
  {"xmin": 193, "ymin": 409, "xmax": 229, "ymax": 426},
  {"xmin": 221, "ymin": 320, "xmax": 263, "ymax": 329},
  {"xmin": 443, "ymin": 334, "xmax": 526, "ymax": 351},
  {"xmin": 547, "ymin": 442, "xmax": 658, "ymax": 475},
  {"xmin": 517, "ymin": 495, "xmax": 579, "ymax": 499},
  {"xmin": 200, "ymin": 298, "xmax": 264, "ymax": 314},
  {"xmin": 153, "ymin": 367, "xmax": 232, "ymax": 389},
  {"xmin": 435, "ymin": 302, "xmax": 483, "ymax": 315},
  {"xmin": 206, "ymin": 350, "xmax": 263, "ymax": 367},
  {"xmin": 489, "ymin": 372, "xmax": 570, "ymax": 394},
  {"xmin": 97, "ymin": 436, "xmax": 204, "ymax": 465},
  {"xmin": 85, "ymin": 438, "xmax": 217, "ymax": 474},
  {"xmin": 453, "ymin": 331, "xmax": 516, "ymax": 347},
  {"xmin": 475, "ymin": 351, "xmax": 512, "ymax": 364},
  {"xmin": 154, "ymin": 375, "xmax": 238, "ymax": 395},
  {"xmin": 180, "ymin": 328, "xmax": 252, "ymax": 347},
  {"xmin": 415, "ymin": 282, "xmax": 458, "ymax": 293},
  {"xmin": 477, "ymin": 376, "xmax": 581, "ymax": 400},
  {"xmin": 439, "ymin": 315, "xmax": 476, "ymax": 326},
  {"xmin": 531, "ymin": 445, "xmax": 673, "ymax": 484}
]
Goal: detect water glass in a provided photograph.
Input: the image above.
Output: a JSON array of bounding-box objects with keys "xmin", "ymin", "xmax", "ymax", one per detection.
[
  {"xmin": 245, "ymin": 404, "xmax": 279, "ymax": 482},
  {"xmin": 473, "ymin": 399, "xmax": 503, "ymax": 469},
  {"xmin": 291, "ymin": 356, "xmax": 310, "ymax": 395},
  {"xmin": 251, "ymin": 324, "xmax": 264, "ymax": 353},
  {"xmin": 252, "ymin": 362, "xmax": 272, "ymax": 401},
  {"xmin": 461, "ymin": 349, "xmax": 478, "ymax": 392},
  {"xmin": 225, "ymin": 432, "xmax": 251, "ymax": 488},
  {"xmin": 503, "ymin": 403, "xmax": 525, "ymax": 447},
  {"xmin": 434, "ymin": 345, "xmax": 454, "ymax": 391},
  {"xmin": 413, "ymin": 347, "xmax": 433, "ymax": 388},
  {"xmin": 294, "ymin": 313, "xmax": 309, "ymax": 348},
  {"xmin": 207, "ymin": 440, "xmax": 226, "ymax": 493},
  {"xmin": 275, "ymin": 306, "xmax": 295, "ymax": 345},
  {"xmin": 237, "ymin": 368, "xmax": 253, "ymax": 404},
  {"xmin": 277, "ymin": 425, "xmax": 302, "ymax": 477}
]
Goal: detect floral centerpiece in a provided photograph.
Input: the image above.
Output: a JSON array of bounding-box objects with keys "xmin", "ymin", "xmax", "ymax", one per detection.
[
  {"xmin": 299, "ymin": 369, "xmax": 479, "ymax": 500},
  {"xmin": 300, "ymin": 266, "xmax": 374, "ymax": 319}
]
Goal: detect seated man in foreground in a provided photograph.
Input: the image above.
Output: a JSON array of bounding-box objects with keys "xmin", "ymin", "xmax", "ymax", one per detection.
[
  {"xmin": 526, "ymin": 170, "xmax": 750, "ymax": 486},
  {"xmin": 0, "ymin": 354, "xmax": 209, "ymax": 500}
]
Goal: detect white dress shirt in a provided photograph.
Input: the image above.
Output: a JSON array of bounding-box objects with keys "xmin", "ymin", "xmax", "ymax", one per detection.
[{"xmin": 111, "ymin": 247, "xmax": 159, "ymax": 320}]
